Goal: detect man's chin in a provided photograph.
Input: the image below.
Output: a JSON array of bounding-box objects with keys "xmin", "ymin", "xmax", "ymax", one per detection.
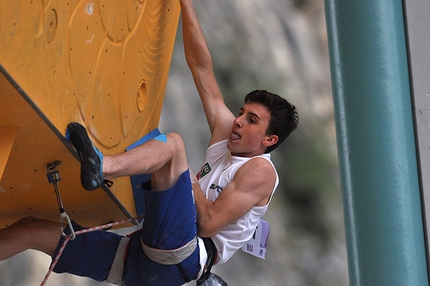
[{"xmin": 226, "ymin": 140, "xmax": 235, "ymax": 151}]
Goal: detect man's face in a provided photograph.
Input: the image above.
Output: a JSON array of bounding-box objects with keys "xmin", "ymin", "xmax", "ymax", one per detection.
[{"xmin": 227, "ymin": 102, "xmax": 275, "ymax": 157}]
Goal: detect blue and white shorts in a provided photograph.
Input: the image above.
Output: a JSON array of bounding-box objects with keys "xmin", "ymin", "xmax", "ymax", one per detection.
[{"xmin": 52, "ymin": 170, "xmax": 201, "ymax": 285}]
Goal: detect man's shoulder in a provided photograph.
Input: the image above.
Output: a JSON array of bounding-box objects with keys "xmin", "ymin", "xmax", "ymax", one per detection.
[{"xmin": 236, "ymin": 157, "xmax": 277, "ymax": 181}]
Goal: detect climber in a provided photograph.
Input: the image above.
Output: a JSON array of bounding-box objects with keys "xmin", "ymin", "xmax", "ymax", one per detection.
[{"xmin": 0, "ymin": 0, "xmax": 298, "ymax": 285}]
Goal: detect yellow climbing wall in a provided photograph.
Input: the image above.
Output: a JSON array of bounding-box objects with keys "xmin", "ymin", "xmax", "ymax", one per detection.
[{"xmin": 0, "ymin": 0, "xmax": 180, "ymax": 227}]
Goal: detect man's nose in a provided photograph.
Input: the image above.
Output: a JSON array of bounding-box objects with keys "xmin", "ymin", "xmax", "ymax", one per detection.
[{"xmin": 234, "ymin": 116, "xmax": 243, "ymax": 127}]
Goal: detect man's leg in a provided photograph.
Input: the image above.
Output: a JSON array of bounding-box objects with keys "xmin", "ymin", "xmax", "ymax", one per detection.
[
  {"xmin": 103, "ymin": 132, "xmax": 189, "ymax": 191},
  {"xmin": 0, "ymin": 217, "xmax": 61, "ymax": 260},
  {"xmin": 68, "ymin": 123, "xmax": 189, "ymax": 192}
]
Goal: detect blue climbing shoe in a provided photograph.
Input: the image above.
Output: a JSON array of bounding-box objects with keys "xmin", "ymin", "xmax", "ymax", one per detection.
[{"xmin": 66, "ymin": 122, "xmax": 104, "ymax": 191}]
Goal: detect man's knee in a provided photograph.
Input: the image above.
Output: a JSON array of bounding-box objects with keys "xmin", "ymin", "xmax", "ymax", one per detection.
[
  {"xmin": 4, "ymin": 217, "xmax": 39, "ymax": 242},
  {"xmin": 12, "ymin": 216, "xmax": 58, "ymax": 234},
  {"xmin": 165, "ymin": 132, "xmax": 186, "ymax": 156},
  {"xmin": 7, "ymin": 216, "xmax": 61, "ymax": 256},
  {"xmin": 12, "ymin": 216, "xmax": 41, "ymax": 231},
  {"xmin": 14, "ymin": 216, "xmax": 37, "ymax": 226}
]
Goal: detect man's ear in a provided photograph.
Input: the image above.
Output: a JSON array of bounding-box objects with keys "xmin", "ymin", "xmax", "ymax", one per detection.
[{"xmin": 263, "ymin": 135, "xmax": 278, "ymax": 147}]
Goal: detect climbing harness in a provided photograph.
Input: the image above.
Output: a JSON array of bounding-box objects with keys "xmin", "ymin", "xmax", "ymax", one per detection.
[{"xmin": 46, "ymin": 160, "xmax": 75, "ymax": 240}]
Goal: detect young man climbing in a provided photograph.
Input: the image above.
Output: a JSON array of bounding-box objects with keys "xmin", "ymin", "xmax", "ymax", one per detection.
[{"xmin": 0, "ymin": 0, "xmax": 298, "ymax": 285}]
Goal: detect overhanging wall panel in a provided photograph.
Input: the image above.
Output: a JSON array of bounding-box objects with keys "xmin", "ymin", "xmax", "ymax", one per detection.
[{"xmin": 0, "ymin": 0, "xmax": 180, "ymax": 226}]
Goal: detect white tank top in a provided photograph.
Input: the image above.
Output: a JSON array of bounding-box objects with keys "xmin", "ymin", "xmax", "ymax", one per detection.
[{"xmin": 197, "ymin": 140, "xmax": 279, "ymax": 264}]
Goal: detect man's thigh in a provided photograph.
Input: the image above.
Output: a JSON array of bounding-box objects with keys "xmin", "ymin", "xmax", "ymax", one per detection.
[{"xmin": 142, "ymin": 169, "xmax": 197, "ymax": 249}]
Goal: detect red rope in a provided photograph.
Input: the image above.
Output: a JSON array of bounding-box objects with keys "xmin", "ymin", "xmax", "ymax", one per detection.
[{"xmin": 40, "ymin": 215, "xmax": 144, "ymax": 286}]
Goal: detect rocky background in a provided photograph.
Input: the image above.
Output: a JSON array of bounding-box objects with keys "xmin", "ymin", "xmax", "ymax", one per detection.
[{"xmin": 0, "ymin": 0, "xmax": 349, "ymax": 285}]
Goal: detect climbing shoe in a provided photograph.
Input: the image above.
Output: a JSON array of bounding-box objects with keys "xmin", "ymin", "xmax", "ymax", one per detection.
[{"xmin": 66, "ymin": 122, "xmax": 104, "ymax": 191}]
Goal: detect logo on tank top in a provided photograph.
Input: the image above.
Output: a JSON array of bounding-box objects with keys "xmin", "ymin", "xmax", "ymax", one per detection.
[
  {"xmin": 197, "ymin": 163, "xmax": 211, "ymax": 179},
  {"xmin": 210, "ymin": 184, "xmax": 223, "ymax": 193}
]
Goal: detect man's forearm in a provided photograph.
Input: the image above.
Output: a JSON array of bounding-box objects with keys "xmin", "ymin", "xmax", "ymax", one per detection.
[
  {"xmin": 179, "ymin": 0, "xmax": 213, "ymax": 73},
  {"xmin": 189, "ymin": 168, "xmax": 211, "ymax": 236},
  {"xmin": 192, "ymin": 181, "xmax": 214, "ymax": 237},
  {"xmin": 189, "ymin": 167, "xmax": 220, "ymax": 237},
  {"xmin": 179, "ymin": 0, "xmax": 234, "ymax": 139}
]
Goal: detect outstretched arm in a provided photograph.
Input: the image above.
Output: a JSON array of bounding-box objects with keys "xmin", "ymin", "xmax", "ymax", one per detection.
[{"xmin": 179, "ymin": 0, "xmax": 235, "ymax": 145}]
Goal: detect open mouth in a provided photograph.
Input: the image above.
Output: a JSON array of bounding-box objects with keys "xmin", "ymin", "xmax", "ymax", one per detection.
[{"xmin": 230, "ymin": 132, "xmax": 241, "ymax": 140}]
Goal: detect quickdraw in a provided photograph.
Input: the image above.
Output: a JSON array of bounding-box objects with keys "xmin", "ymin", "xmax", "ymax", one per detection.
[{"xmin": 46, "ymin": 160, "xmax": 75, "ymax": 240}]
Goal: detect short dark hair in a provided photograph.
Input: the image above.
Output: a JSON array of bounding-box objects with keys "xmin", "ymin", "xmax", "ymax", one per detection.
[{"xmin": 244, "ymin": 90, "xmax": 298, "ymax": 153}]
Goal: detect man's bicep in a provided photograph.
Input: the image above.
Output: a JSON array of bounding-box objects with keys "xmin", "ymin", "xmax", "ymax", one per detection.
[
  {"xmin": 206, "ymin": 182, "xmax": 260, "ymax": 234},
  {"xmin": 198, "ymin": 160, "xmax": 275, "ymax": 236},
  {"xmin": 211, "ymin": 166, "xmax": 272, "ymax": 226}
]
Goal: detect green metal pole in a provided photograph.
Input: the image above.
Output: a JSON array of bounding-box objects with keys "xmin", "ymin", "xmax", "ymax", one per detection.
[{"xmin": 324, "ymin": 0, "xmax": 428, "ymax": 285}]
